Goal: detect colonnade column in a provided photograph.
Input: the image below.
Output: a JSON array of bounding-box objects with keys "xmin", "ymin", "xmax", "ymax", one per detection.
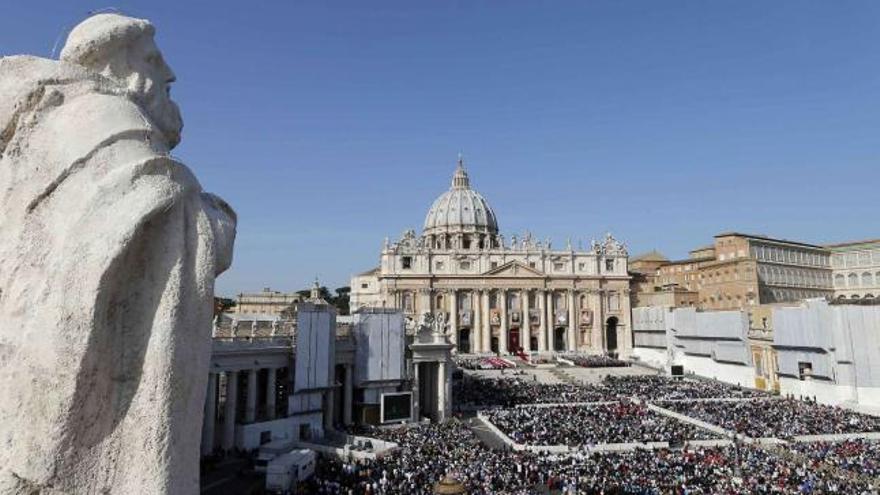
[
  {"xmin": 546, "ymin": 291, "xmax": 555, "ymax": 352},
  {"xmin": 473, "ymin": 290, "xmax": 482, "ymax": 353},
  {"xmin": 344, "ymin": 364, "xmax": 353, "ymax": 425},
  {"xmin": 222, "ymin": 371, "xmax": 238, "ymax": 451},
  {"xmin": 568, "ymin": 290, "xmax": 577, "ymax": 352},
  {"xmin": 481, "ymin": 290, "xmax": 491, "ymax": 353},
  {"xmin": 499, "ymin": 289, "xmax": 508, "ymax": 355},
  {"xmin": 436, "ymin": 361, "xmax": 447, "ymax": 421},
  {"xmin": 245, "ymin": 369, "xmax": 258, "ymax": 423},
  {"xmin": 201, "ymin": 373, "xmax": 217, "ymax": 456},
  {"xmin": 521, "ymin": 289, "xmax": 531, "ymax": 353},
  {"xmin": 265, "ymin": 368, "xmax": 277, "ymax": 420},
  {"xmin": 537, "ymin": 290, "xmax": 547, "ymax": 352},
  {"xmin": 412, "ymin": 362, "xmax": 420, "ymax": 421}
]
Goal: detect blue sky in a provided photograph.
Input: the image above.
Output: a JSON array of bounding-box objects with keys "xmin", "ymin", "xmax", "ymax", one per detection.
[{"xmin": 3, "ymin": 1, "xmax": 879, "ymax": 296}]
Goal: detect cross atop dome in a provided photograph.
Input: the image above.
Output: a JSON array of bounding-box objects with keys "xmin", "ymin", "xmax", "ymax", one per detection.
[{"xmin": 451, "ymin": 153, "xmax": 470, "ymax": 189}]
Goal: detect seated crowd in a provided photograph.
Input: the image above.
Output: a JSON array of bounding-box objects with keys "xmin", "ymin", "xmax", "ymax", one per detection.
[
  {"xmin": 596, "ymin": 375, "xmax": 767, "ymax": 401},
  {"xmin": 658, "ymin": 398, "xmax": 880, "ymax": 439},
  {"xmin": 454, "ymin": 374, "xmax": 767, "ymax": 410},
  {"xmin": 788, "ymin": 438, "xmax": 880, "ymax": 478},
  {"xmin": 570, "ymin": 354, "xmax": 630, "ymax": 368},
  {"xmin": 483, "ymin": 401, "xmax": 718, "ymax": 446},
  {"xmin": 453, "ymin": 375, "xmax": 609, "ymax": 409},
  {"xmin": 304, "ymin": 420, "xmax": 875, "ymax": 494}
]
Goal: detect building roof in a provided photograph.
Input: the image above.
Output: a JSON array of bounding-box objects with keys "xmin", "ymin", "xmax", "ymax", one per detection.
[
  {"xmin": 355, "ymin": 266, "xmax": 380, "ymax": 277},
  {"xmin": 713, "ymin": 232, "xmax": 824, "ymax": 249},
  {"xmin": 630, "ymin": 250, "xmax": 668, "ymax": 262},
  {"xmin": 824, "ymin": 238, "xmax": 880, "ymax": 249}
]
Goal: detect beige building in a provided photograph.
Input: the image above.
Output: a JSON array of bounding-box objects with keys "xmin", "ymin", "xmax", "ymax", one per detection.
[
  {"xmin": 644, "ymin": 233, "xmax": 832, "ymax": 311},
  {"xmin": 232, "ymin": 287, "xmax": 302, "ymax": 316},
  {"xmin": 828, "ymin": 239, "xmax": 880, "ymax": 301},
  {"xmin": 351, "ymin": 158, "xmax": 633, "ymax": 356}
]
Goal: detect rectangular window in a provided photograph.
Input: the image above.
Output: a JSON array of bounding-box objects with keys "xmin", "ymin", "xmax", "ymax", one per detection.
[
  {"xmin": 798, "ymin": 361, "xmax": 812, "ymax": 381},
  {"xmin": 401, "ymin": 256, "xmax": 412, "ymax": 269},
  {"xmin": 605, "ymin": 259, "xmax": 614, "ymax": 272},
  {"xmin": 553, "ymin": 262, "xmax": 564, "ymax": 271},
  {"xmin": 435, "ymin": 261, "xmax": 444, "ymax": 270},
  {"xmin": 361, "ymin": 283, "xmax": 368, "ymax": 289},
  {"xmin": 460, "ymin": 261, "xmax": 471, "ymax": 270},
  {"xmin": 491, "ymin": 261, "xmax": 498, "ymax": 269},
  {"xmin": 578, "ymin": 262, "xmax": 586, "ymax": 271}
]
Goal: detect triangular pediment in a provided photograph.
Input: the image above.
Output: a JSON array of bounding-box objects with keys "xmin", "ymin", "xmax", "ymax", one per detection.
[{"xmin": 483, "ymin": 260, "xmax": 544, "ymax": 277}]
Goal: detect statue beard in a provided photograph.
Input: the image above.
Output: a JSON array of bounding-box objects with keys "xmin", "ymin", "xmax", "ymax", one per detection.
[{"xmin": 127, "ymin": 74, "xmax": 183, "ymax": 149}]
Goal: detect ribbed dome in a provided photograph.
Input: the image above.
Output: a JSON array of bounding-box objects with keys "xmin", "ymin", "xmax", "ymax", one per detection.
[{"xmin": 423, "ymin": 158, "xmax": 499, "ymax": 236}]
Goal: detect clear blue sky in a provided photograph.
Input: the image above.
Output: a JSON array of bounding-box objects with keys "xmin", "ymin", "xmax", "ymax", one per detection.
[{"xmin": 3, "ymin": 1, "xmax": 879, "ymax": 296}]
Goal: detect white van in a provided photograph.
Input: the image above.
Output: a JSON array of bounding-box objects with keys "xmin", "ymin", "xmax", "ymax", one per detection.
[
  {"xmin": 265, "ymin": 449, "xmax": 316, "ymax": 494},
  {"xmin": 254, "ymin": 439, "xmax": 295, "ymax": 473}
]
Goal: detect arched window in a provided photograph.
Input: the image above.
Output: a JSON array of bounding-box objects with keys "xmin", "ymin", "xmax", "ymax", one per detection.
[
  {"xmin": 848, "ymin": 273, "xmax": 859, "ymax": 288},
  {"xmin": 863, "ymin": 272, "xmax": 874, "ymax": 288}
]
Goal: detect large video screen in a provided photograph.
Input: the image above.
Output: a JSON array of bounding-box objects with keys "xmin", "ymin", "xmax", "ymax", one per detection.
[{"xmin": 381, "ymin": 392, "xmax": 412, "ymax": 423}]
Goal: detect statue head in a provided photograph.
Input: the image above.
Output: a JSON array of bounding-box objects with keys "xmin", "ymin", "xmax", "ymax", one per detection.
[{"xmin": 60, "ymin": 13, "xmax": 183, "ymax": 147}]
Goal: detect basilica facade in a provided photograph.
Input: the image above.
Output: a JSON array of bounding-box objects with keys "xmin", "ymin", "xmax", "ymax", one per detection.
[{"xmin": 351, "ymin": 158, "xmax": 633, "ymax": 357}]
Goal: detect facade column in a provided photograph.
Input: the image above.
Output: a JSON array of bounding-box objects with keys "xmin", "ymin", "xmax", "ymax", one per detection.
[
  {"xmin": 499, "ymin": 289, "xmax": 508, "ymax": 355},
  {"xmin": 568, "ymin": 290, "xmax": 577, "ymax": 352},
  {"xmin": 245, "ymin": 368, "xmax": 258, "ymax": 423},
  {"xmin": 449, "ymin": 289, "xmax": 458, "ymax": 343},
  {"xmin": 201, "ymin": 372, "xmax": 217, "ymax": 456},
  {"xmin": 265, "ymin": 368, "xmax": 277, "ymax": 420},
  {"xmin": 472, "ymin": 290, "xmax": 482, "ymax": 353},
  {"xmin": 521, "ymin": 290, "xmax": 531, "ymax": 353},
  {"xmin": 537, "ymin": 290, "xmax": 547, "ymax": 352},
  {"xmin": 547, "ymin": 291, "xmax": 556, "ymax": 352},
  {"xmin": 481, "ymin": 290, "xmax": 491, "ymax": 353},
  {"xmin": 592, "ymin": 289, "xmax": 605, "ymax": 351},
  {"xmin": 222, "ymin": 371, "xmax": 238, "ymax": 451},
  {"xmin": 343, "ymin": 364, "xmax": 353, "ymax": 425},
  {"xmin": 436, "ymin": 361, "xmax": 447, "ymax": 422}
]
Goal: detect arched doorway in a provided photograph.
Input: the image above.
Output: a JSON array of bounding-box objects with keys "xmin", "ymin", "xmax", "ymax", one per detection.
[
  {"xmin": 458, "ymin": 328, "xmax": 471, "ymax": 354},
  {"xmin": 553, "ymin": 328, "xmax": 566, "ymax": 351},
  {"xmin": 605, "ymin": 317, "xmax": 618, "ymax": 353}
]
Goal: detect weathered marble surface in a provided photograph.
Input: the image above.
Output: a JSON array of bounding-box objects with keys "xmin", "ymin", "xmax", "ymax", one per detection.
[{"xmin": 0, "ymin": 13, "xmax": 236, "ymax": 494}]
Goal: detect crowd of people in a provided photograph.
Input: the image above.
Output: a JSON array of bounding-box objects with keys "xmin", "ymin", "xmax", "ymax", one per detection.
[
  {"xmin": 453, "ymin": 375, "xmax": 609, "ymax": 409},
  {"xmin": 453, "ymin": 356, "xmax": 515, "ymax": 370},
  {"xmin": 596, "ymin": 375, "xmax": 768, "ymax": 401},
  {"xmin": 483, "ymin": 401, "xmax": 718, "ymax": 446},
  {"xmin": 304, "ymin": 420, "xmax": 876, "ymax": 494},
  {"xmin": 788, "ymin": 438, "xmax": 880, "ymax": 478},
  {"xmin": 659, "ymin": 398, "xmax": 880, "ymax": 438},
  {"xmin": 453, "ymin": 373, "xmax": 768, "ymax": 410},
  {"xmin": 570, "ymin": 354, "xmax": 630, "ymax": 368}
]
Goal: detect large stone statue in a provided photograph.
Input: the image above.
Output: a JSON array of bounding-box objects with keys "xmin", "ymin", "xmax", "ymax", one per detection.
[{"xmin": 0, "ymin": 13, "xmax": 236, "ymax": 494}]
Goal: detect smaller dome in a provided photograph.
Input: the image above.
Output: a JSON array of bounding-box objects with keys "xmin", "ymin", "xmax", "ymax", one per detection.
[{"xmin": 423, "ymin": 158, "xmax": 498, "ymax": 236}]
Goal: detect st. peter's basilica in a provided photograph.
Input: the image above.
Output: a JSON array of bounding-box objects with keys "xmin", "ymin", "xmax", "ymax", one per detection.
[{"xmin": 351, "ymin": 157, "xmax": 632, "ymax": 357}]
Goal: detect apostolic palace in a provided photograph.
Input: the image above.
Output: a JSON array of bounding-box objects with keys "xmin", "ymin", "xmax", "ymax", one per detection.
[{"xmin": 351, "ymin": 157, "xmax": 633, "ymax": 357}]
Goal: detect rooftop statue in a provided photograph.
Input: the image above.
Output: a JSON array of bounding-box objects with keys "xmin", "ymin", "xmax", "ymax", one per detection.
[{"xmin": 0, "ymin": 13, "xmax": 236, "ymax": 494}]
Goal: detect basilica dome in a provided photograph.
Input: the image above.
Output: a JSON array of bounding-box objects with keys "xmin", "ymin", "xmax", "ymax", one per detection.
[{"xmin": 423, "ymin": 158, "xmax": 499, "ymax": 237}]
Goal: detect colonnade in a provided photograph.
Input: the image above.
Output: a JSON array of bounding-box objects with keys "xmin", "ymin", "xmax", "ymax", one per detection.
[{"xmin": 201, "ymin": 367, "xmax": 282, "ymax": 455}]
